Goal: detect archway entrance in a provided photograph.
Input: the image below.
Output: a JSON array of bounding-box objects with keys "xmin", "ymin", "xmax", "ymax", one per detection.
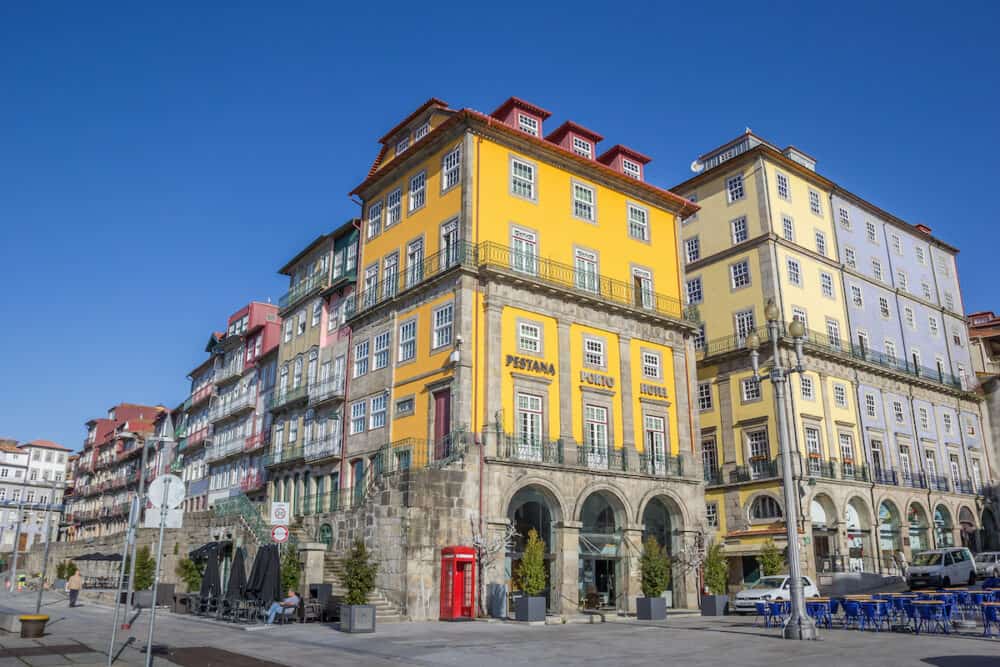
[
  {"xmin": 507, "ymin": 486, "xmax": 556, "ymax": 610},
  {"xmin": 958, "ymin": 507, "xmax": 978, "ymax": 551},
  {"xmin": 934, "ymin": 506, "xmax": 955, "ymax": 548},
  {"xmin": 845, "ymin": 498, "xmax": 873, "ymax": 572},
  {"xmin": 579, "ymin": 492, "xmax": 623, "ymax": 610},
  {"xmin": 642, "ymin": 496, "xmax": 684, "ymax": 605},
  {"xmin": 982, "ymin": 508, "xmax": 1000, "ymax": 551},
  {"xmin": 907, "ymin": 504, "xmax": 930, "ymax": 555},
  {"xmin": 810, "ymin": 495, "xmax": 837, "ymax": 572},
  {"xmin": 878, "ymin": 501, "xmax": 902, "ymax": 573}
]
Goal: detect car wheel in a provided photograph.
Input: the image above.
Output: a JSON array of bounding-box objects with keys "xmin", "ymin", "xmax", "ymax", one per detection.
[
  {"xmin": 968, "ymin": 572, "xmax": 976, "ymax": 586},
  {"xmin": 942, "ymin": 577, "xmax": 951, "ymax": 587}
]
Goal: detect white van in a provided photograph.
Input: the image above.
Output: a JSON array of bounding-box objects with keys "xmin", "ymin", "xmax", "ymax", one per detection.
[
  {"xmin": 974, "ymin": 552, "xmax": 1000, "ymax": 578},
  {"xmin": 906, "ymin": 547, "xmax": 976, "ymax": 588}
]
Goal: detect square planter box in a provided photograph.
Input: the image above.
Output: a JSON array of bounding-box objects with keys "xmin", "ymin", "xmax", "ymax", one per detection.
[
  {"xmin": 340, "ymin": 604, "xmax": 375, "ymax": 633},
  {"xmin": 700, "ymin": 594, "xmax": 728, "ymax": 616},
  {"xmin": 133, "ymin": 591, "xmax": 154, "ymax": 609},
  {"xmin": 515, "ymin": 596, "xmax": 546, "ymax": 622},
  {"xmin": 636, "ymin": 596, "xmax": 667, "ymax": 620}
]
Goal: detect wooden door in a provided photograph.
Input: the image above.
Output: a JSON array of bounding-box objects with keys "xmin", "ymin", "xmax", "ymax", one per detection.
[{"xmin": 433, "ymin": 389, "xmax": 451, "ymax": 460}]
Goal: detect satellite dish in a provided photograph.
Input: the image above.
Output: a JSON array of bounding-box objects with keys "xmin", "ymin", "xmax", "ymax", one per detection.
[{"xmin": 690, "ymin": 160, "xmax": 704, "ymax": 173}]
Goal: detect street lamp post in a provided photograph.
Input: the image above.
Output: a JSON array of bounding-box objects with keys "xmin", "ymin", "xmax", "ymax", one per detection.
[{"xmin": 745, "ymin": 299, "xmax": 818, "ymax": 640}]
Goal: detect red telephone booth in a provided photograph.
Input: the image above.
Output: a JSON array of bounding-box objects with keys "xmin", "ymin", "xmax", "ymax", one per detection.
[{"xmin": 439, "ymin": 546, "xmax": 477, "ymax": 620}]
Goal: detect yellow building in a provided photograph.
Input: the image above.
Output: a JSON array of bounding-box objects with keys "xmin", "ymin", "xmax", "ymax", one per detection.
[{"xmin": 337, "ymin": 96, "xmax": 704, "ymax": 614}]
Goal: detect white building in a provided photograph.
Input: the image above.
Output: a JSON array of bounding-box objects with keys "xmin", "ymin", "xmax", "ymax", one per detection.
[{"xmin": 0, "ymin": 440, "xmax": 71, "ymax": 554}]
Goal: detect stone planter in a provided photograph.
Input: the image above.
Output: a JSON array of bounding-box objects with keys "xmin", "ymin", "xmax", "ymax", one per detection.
[
  {"xmin": 339, "ymin": 604, "xmax": 375, "ymax": 633},
  {"xmin": 19, "ymin": 615, "xmax": 49, "ymax": 638},
  {"xmin": 636, "ymin": 596, "xmax": 667, "ymax": 620},
  {"xmin": 700, "ymin": 594, "xmax": 729, "ymax": 616},
  {"xmin": 515, "ymin": 596, "xmax": 545, "ymax": 622}
]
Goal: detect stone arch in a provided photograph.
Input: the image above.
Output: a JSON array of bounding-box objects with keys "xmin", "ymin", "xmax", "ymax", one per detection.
[
  {"xmin": 958, "ymin": 505, "xmax": 979, "ymax": 550},
  {"xmin": 933, "ymin": 504, "xmax": 955, "ymax": 548},
  {"xmin": 982, "ymin": 507, "xmax": 1000, "ymax": 551},
  {"xmin": 744, "ymin": 490, "xmax": 785, "ymax": 523},
  {"xmin": 572, "ymin": 482, "xmax": 633, "ymax": 527},
  {"xmin": 808, "ymin": 493, "xmax": 838, "ymax": 529},
  {"xmin": 906, "ymin": 502, "xmax": 931, "ymax": 554},
  {"xmin": 877, "ymin": 498, "xmax": 903, "ymax": 555},
  {"xmin": 635, "ymin": 487, "xmax": 692, "ymax": 532},
  {"xmin": 500, "ymin": 476, "xmax": 567, "ymax": 524},
  {"xmin": 638, "ymin": 494, "xmax": 686, "ymax": 552},
  {"xmin": 504, "ymin": 480, "xmax": 567, "ymax": 554}
]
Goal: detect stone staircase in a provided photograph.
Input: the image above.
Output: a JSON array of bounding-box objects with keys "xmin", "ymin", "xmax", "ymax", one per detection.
[{"xmin": 323, "ymin": 553, "xmax": 404, "ymax": 622}]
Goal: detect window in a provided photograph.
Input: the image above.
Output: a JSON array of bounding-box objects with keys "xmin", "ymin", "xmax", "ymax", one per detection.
[
  {"xmin": 517, "ymin": 113, "xmax": 538, "ymax": 136},
  {"xmin": 283, "ymin": 319, "xmax": 293, "ymax": 343},
  {"xmin": 686, "ymin": 277, "xmax": 703, "ymax": 305},
  {"xmin": 406, "ymin": 238, "xmax": 424, "ymax": 287},
  {"xmin": 897, "ymin": 270, "xmax": 907, "ymax": 290},
  {"xmin": 929, "ymin": 316, "xmax": 939, "ymax": 336},
  {"xmin": 834, "ymin": 383, "xmax": 847, "ymax": 407},
  {"xmin": 572, "ymin": 136, "xmax": 593, "ymax": 158},
  {"xmin": 440, "ymin": 218, "xmax": 460, "ymax": 268},
  {"xmin": 921, "ymin": 282, "xmax": 932, "ymax": 300},
  {"xmin": 801, "ymin": 375, "xmax": 814, "ymax": 400},
  {"xmin": 891, "ymin": 234, "xmax": 902, "ymax": 255},
  {"xmin": 511, "ymin": 158, "xmax": 536, "ymax": 199},
  {"xmin": 642, "ymin": 352, "xmax": 661, "ymax": 379},
  {"xmin": 382, "ymin": 252, "xmax": 399, "ymax": 299},
  {"xmin": 350, "ymin": 401, "xmax": 366, "ymax": 434},
  {"xmin": 395, "ymin": 136, "xmax": 409, "ymax": 155},
  {"xmin": 735, "ymin": 309, "xmax": 755, "ymax": 343},
  {"xmin": 583, "ymin": 405, "xmax": 610, "ymax": 458},
  {"xmin": 353, "ymin": 340, "xmax": 369, "ymax": 377},
  {"xmin": 698, "ymin": 383, "xmax": 713, "ymax": 410},
  {"xmin": 751, "ymin": 496, "xmax": 782, "ymax": 520},
  {"xmin": 432, "ymin": 303, "xmax": 454, "ymax": 349},
  {"xmin": 845, "ymin": 246, "xmax": 856, "ymax": 268},
  {"xmin": 726, "ymin": 174, "xmax": 745, "ymax": 202},
  {"xmin": 633, "ymin": 268, "xmax": 654, "ymax": 309},
  {"xmin": 373, "ymin": 331, "xmax": 390, "ymax": 370},
  {"xmin": 916, "ymin": 246, "xmax": 925, "ymax": 264},
  {"xmin": 518, "ymin": 323, "xmax": 541, "ymax": 353},
  {"xmin": 826, "ymin": 318, "xmax": 841, "ymax": 348},
  {"xmin": 776, "ymin": 172, "xmax": 790, "ymax": 200},
  {"xmin": 584, "ymin": 338, "xmax": 605, "ymax": 367},
  {"xmin": 414, "ymin": 122, "xmax": 430, "ymax": 141},
  {"xmin": 904, "ymin": 306, "xmax": 915, "ymax": 328},
  {"xmin": 865, "ymin": 393, "xmax": 877, "ymax": 417},
  {"xmin": 838, "ymin": 207, "xmax": 851, "ymax": 228},
  {"xmin": 878, "ymin": 297, "xmax": 890, "ymax": 318},
  {"xmin": 952, "ymin": 328, "xmax": 963, "ymax": 346},
  {"xmin": 398, "ymin": 320, "xmax": 416, "ymax": 362},
  {"xmin": 693, "ymin": 325, "xmax": 706, "ymax": 351},
  {"xmin": 872, "ymin": 259, "xmax": 883, "ymax": 281},
  {"xmin": 511, "ymin": 228, "xmax": 537, "ymax": 275},
  {"xmin": 627, "ymin": 204, "xmax": 649, "ymax": 241},
  {"xmin": 366, "ymin": 200, "xmax": 383, "ymax": 238},
  {"xmin": 622, "ymin": 158, "xmax": 641, "ymax": 179},
  {"xmin": 311, "ymin": 299, "xmax": 322, "ymax": 327},
  {"xmin": 731, "ymin": 260, "xmax": 751, "ymax": 289},
  {"xmin": 297, "ymin": 309, "xmax": 306, "ymax": 335},
  {"xmin": 573, "ymin": 183, "xmax": 595, "ymax": 221},
  {"xmin": 787, "ymin": 258, "xmax": 802, "ymax": 286},
  {"xmin": 919, "ymin": 407, "xmax": 930, "ymax": 430},
  {"xmin": 892, "ymin": 400, "xmax": 905, "ymax": 423},
  {"xmin": 741, "ymin": 377, "xmax": 761, "ymax": 401},
  {"xmin": 370, "ymin": 395, "xmax": 387, "ymax": 429},
  {"xmin": 386, "ymin": 188, "xmax": 402, "ymax": 226},
  {"xmin": 808, "ymin": 190, "xmax": 822, "ymax": 216},
  {"xmin": 866, "ymin": 220, "xmax": 878, "ymax": 243},
  {"xmin": 345, "ymin": 243, "xmax": 357, "ymax": 272},
  {"xmin": 574, "ymin": 248, "xmax": 599, "ymax": 293},
  {"xmin": 395, "ymin": 397, "xmax": 415, "ymax": 416},
  {"xmin": 815, "ymin": 231, "xmax": 827, "ymax": 256},
  {"xmin": 820, "ymin": 272, "xmax": 834, "ymax": 298},
  {"xmin": 912, "ymin": 348, "xmax": 921, "ymax": 367},
  {"xmin": 782, "ymin": 215, "xmax": 795, "ymax": 241},
  {"xmin": 684, "ymin": 237, "xmax": 700, "ymax": 263},
  {"xmin": 840, "ymin": 433, "xmax": 855, "ymax": 474},
  {"xmin": 943, "ymin": 413, "xmax": 953, "ymax": 434},
  {"xmin": 747, "ymin": 430, "xmax": 770, "ymax": 477},
  {"xmin": 442, "ymin": 147, "xmax": 461, "ymax": 191},
  {"xmin": 944, "ymin": 293, "xmax": 955, "ymax": 311},
  {"xmin": 805, "ymin": 426, "xmax": 822, "ymax": 469},
  {"xmin": 731, "ymin": 216, "xmax": 748, "ymax": 244},
  {"xmin": 408, "ymin": 171, "xmax": 426, "ymax": 212},
  {"xmin": 706, "ymin": 503, "xmax": 719, "ymax": 528},
  {"xmin": 363, "ymin": 264, "xmax": 378, "ymax": 307},
  {"xmin": 792, "ymin": 307, "xmax": 808, "ymax": 331},
  {"xmin": 885, "ymin": 339, "xmax": 897, "ymax": 364}
]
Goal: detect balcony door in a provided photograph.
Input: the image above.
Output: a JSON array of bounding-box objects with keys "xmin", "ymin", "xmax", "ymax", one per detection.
[
  {"xmin": 433, "ymin": 389, "xmax": 451, "ymax": 460},
  {"xmin": 515, "ymin": 393, "xmax": 543, "ymax": 462}
]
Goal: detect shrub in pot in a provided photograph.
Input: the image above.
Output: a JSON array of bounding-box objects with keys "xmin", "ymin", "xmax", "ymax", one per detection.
[
  {"xmin": 637, "ymin": 537, "xmax": 670, "ymax": 620},
  {"xmin": 514, "ymin": 529, "xmax": 547, "ymax": 622},
  {"xmin": 340, "ymin": 540, "xmax": 378, "ymax": 633},
  {"xmin": 756, "ymin": 538, "xmax": 786, "ymax": 577},
  {"xmin": 701, "ymin": 543, "xmax": 729, "ymax": 616}
]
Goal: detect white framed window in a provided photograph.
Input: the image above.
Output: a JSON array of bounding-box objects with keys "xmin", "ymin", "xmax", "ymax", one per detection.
[
  {"xmin": 311, "ymin": 299, "xmax": 322, "ymax": 327},
  {"xmin": 808, "ymin": 189, "xmax": 822, "ymax": 216},
  {"xmin": 845, "ymin": 246, "xmax": 856, "ymax": 268},
  {"xmin": 574, "ymin": 248, "xmax": 599, "ymax": 293},
  {"xmin": 370, "ymin": 395, "xmax": 387, "ymax": 429},
  {"xmin": 741, "ymin": 377, "xmax": 761, "ymax": 401},
  {"xmin": 820, "ymin": 272, "xmax": 834, "ymax": 298},
  {"xmin": 628, "ymin": 204, "xmax": 649, "ymax": 241},
  {"xmin": 782, "ymin": 215, "xmax": 795, "ymax": 241},
  {"xmin": 584, "ymin": 404, "xmax": 610, "ymax": 461},
  {"xmin": 878, "ymin": 297, "xmax": 890, "ymax": 318},
  {"xmin": 943, "ymin": 413, "xmax": 953, "ymax": 434},
  {"xmin": 929, "ymin": 316, "xmax": 939, "ymax": 336},
  {"xmin": 726, "ymin": 174, "xmax": 745, "ymax": 202},
  {"xmin": 918, "ymin": 407, "xmax": 930, "ymax": 430},
  {"xmin": 693, "ymin": 325, "xmax": 706, "ymax": 351},
  {"xmin": 921, "ymin": 282, "xmax": 932, "ymax": 300},
  {"xmin": 850, "ymin": 285, "xmax": 863, "ymax": 307},
  {"xmin": 408, "ymin": 171, "xmax": 426, "ymax": 212},
  {"xmin": 944, "ymin": 292, "xmax": 955, "ymax": 311},
  {"xmin": 414, "ymin": 122, "xmax": 430, "ymax": 141},
  {"xmin": 432, "ymin": 303, "xmax": 454, "ymax": 350},
  {"xmin": 572, "ymin": 183, "xmax": 595, "ymax": 221},
  {"xmin": 373, "ymin": 331, "xmax": 390, "ymax": 370},
  {"xmin": 731, "ymin": 260, "xmax": 751, "ymax": 289},
  {"xmin": 686, "ymin": 277, "xmax": 703, "ymax": 305},
  {"xmin": 826, "ymin": 318, "xmax": 841, "ymax": 348},
  {"xmin": 776, "ymin": 172, "xmax": 790, "ymax": 200},
  {"xmin": 815, "ymin": 231, "xmax": 827, "ymax": 256},
  {"xmin": 406, "ymin": 238, "xmax": 424, "ymax": 287},
  {"xmin": 395, "ymin": 136, "xmax": 409, "ymax": 155},
  {"xmin": 885, "ymin": 339, "xmax": 897, "ymax": 364},
  {"xmin": 442, "ymin": 147, "xmax": 461, "ymax": 191},
  {"xmin": 896, "ymin": 270, "xmax": 908, "ymax": 290},
  {"xmin": 517, "ymin": 113, "xmax": 539, "ymax": 136},
  {"xmin": 786, "ymin": 258, "xmax": 802, "ymax": 286},
  {"xmin": 857, "ymin": 329, "xmax": 870, "ymax": 352},
  {"xmin": 511, "ymin": 228, "xmax": 537, "ymax": 275},
  {"xmin": 511, "ymin": 158, "xmax": 536, "ymax": 200},
  {"xmin": 622, "ymin": 158, "xmax": 641, "ymax": 179},
  {"xmin": 386, "ymin": 188, "xmax": 402, "ymax": 226},
  {"xmin": 363, "ymin": 264, "xmax": 378, "ymax": 307},
  {"xmin": 838, "ymin": 207, "xmax": 851, "ymax": 228},
  {"xmin": 735, "ymin": 309, "xmax": 755, "ymax": 343},
  {"xmin": 518, "ymin": 323, "xmax": 541, "ymax": 353},
  {"xmin": 904, "ymin": 306, "xmax": 915, "ymax": 329},
  {"xmin": 514, "ymin": 392, "xmax": 543, "ymax": 460},
  {"xmin": 866, "ymin": 220, "xmax": 878, "ymax": 243},
  {"xmin": 892, "ymin": 400, "xmax": 904, "ymax": 424},
  {"xmin": 912, "ymin": 348, "xmax": 922, "ymax": 368},
  {"xmin": 805, "ymin": 427, "xmax": 822, "ymax": 469},
  {"xmin": 864, "ymin": 393, "xmax": 877, "ymax": 418},
  {"xmin": 834, "ymin": 383, "xmax": 847, "ymax": 408},
  {"xmin": 872, "ymin": 258, "xmax": 883, "ymax": 281},
  {"xmin": 698, "ymin": 382, "xmax": 713, "ymax": 410},
  {"xmin": 366, "ymin": 200, "xmax": 383, "ymax": 238},
  {"xmin": 915, "ymin": 246, "xmax": 925, "ymax": 264},
  {"xmin": 440, "ymin": 218, "xmax": 460, "ymax": 268},
  {"xmin": 747, "ymin": 430, "xmax": 770, "ymax": 476},
  {"xmin": 840, "ymin": 433, "xmax": 855, "ymax": 474},
  {"xmin": 801, "ymin": 375, "xmax": 814, "ymax": 400},
  {"xmin": 584, "ymin": 338, "xmax": 605, "ymax": 367},
  {"xmin": 684, "ymin": 237, "xmax": 700, "ymax": 263},
  {"xmin": 283, "ymin": 319, "xmax": 293, "ymax": 343},
  {"xmin": 350, "ymin": 401, "xmax": 366, "ymax": 434},
  {"xmin": 731, "ymin": 216, "xmax": 748, "ymax": 244},
  {"xmin": 706, "ymin": 503, "xmax": 719, "ymax": 528},
  {"xmin": 891, "ymin": 234, "xmax": 902, "ymax": 255},
  {"xmin": 572, "ymin": 136, "xmax": 593, "ymax": 158},
  {"xmin": 382, "ymin": 252, "xmax": 399, "ymax": 299},
  {"xmin": 642, "ymin": 351, "xmax": 661, "ymax": 379},
  {"xmin": 398, "ymin": 319, "xmax": 416, "ymax": 362},
  {"xmin": 792, "ymin": 307, "xmax": 808, "ymax": 330},
  {"xmin": 353, "ymin": 340, "xmax": 369, "ymax": 377}
]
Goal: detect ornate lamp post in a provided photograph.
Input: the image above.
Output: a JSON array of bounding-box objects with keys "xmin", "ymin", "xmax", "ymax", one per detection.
[{"xmin": 745, "ymin": 299, "xmax": 818, "ymax": 640}]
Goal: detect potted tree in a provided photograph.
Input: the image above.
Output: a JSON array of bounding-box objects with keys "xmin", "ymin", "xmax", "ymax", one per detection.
[
  {"xmin": 339, "ymin": 540, "xmax": 378, "ymax": 633},
  {"xmin": 636, "ymin": 537, "xmax": 671, "ymax": 620},
  {"xmin": 514, "ymin": 529, "xmax": 547, "ymax": 622},
  {"xmin": 701, "ymin": 543, "xmax": 729, "ymax": 616},
  {"xmin": 129, "ymin": 546, "xmax": 156, "ymax": 608},
  {"xmin": 756, "ymin": 538, "xmax": 786, "ymax": 577}
]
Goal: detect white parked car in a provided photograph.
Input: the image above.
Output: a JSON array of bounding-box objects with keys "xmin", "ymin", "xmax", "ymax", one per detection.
[
  {"xmin": 733, "ymin": 575, "xmax": 820, "ymax": 613},
  {"xmin": 974, "ymin": 551, "xmax": 1000, "ymax": 578},
  {"xmin": 907, "ymin": 547, "xmax": 976, "ymax": 588}
]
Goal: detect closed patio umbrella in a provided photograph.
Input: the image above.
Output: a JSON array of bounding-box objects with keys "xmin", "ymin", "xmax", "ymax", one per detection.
[
  {"xmin": 199, "ymin": 543, "xmax": 222, "ymax": 599},
  {"xmin": 245, "ymin": 545, "xmax": 268, "ymax": 601},
  {"xmin": 225, "ymin": 547, "xmax": 247, "ymax": 602}
]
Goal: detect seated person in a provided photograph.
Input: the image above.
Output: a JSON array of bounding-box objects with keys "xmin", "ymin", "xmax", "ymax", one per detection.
[{"xmin": 266, "ymin": 589, "xmax": 301, "ymax": 624}]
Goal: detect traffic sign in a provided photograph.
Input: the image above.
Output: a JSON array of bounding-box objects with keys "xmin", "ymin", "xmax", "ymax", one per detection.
[
  {"xmin": 272, "ymin": 525, "xmax": 289, "ymax": 544},
  {"xmin": 269, "ymin": 502, "xmax": 290, "ymax": 526},
  {"xmin": 143, "ymin": 508, "xmax": 183, "ymax": 529},
  {"xmin": 147, "ymin": 475, "xmax": 184, "ymax": 509}
]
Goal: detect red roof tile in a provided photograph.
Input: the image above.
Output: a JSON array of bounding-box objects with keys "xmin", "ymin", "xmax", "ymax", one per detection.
[
  {"xmin": 545, "ymin": 120, "xmax": 604, "ymax": 144},
  {"xmin": 24, "ymin": 439, "xmax": 70, "ymax": 452},
  {"xmin": 490, "ymin": 96, "xmax": 552, "ymax": 120}
]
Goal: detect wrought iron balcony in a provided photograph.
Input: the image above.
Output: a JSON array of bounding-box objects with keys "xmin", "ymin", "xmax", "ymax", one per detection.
[
  {"xmin": 839, "ymin": 464, "xmax": 870, "ymax": 483},
  {"xmin": 304, "ymin": 433, "xmax": 342, "ymax": 462},
  {"xmin": 873, "ymin": 468, "xmax": 898, "ymax": 486},
  {"xmin": 214, "ymin": 364, "xmax": 243, "ymax": 385},
  {"xmin": 279, "ymin": 270, "xmax": 330, "ymax": 310},
  {"xmin": 187, "ymin": 426, "xmax": 212, "ymax": 449},
  {"xmin": 308, "ymin": 377, "xmax": 345, "ymax": 406},
  {"xmin": 244, "ymin": 431, "xmax": 270, "ymax": 452},
  {"xmin": 268, "ymin": 385, "xmax": 309, "ymax": 411},
  {"xmin": 637, "ymin": 453, "xmax": 684, "ymax": 478},
  {"xmin": 731, "ymin": 460, "xmax": 779, "ymax": 483},
  {"xmin": 205, "ymin": 441, "xmax": 245, "ymax": 464},
  {"xmin": 209, "ymin": 390, "xmax": 257, "ymax": 423},
  {"xmin": 928, "ymin": 475, "xmax": 950, "ymax": 492},
  {"xmin": 704, "ymin": 466, "xmax": 724, "ymax": 485},
  {"xmin": 954, "ymin": 478, "xmax": 976, "ymax": 495},
  {"xmin": 497, "ymin": 434, "xmax": 565, "ymax": 465},
  {"xmin": 900, "ymin": 472, "xmax": 928, "ymax": 489},
  {"xmin": 264, "ymin": 444, "xmax": 304, "ymax": 467},
  {"xmin": 492, "ymin": 434, "xmax": 688, "ymax": 480},
  {"xmin": 189, "ymin": 384, "xmax": 215, "ymax": 407},
  {"xmin": 578, "ymin": 445, "xmax": 627, "ymax": 472},
  {"xmin": 806, "ymin": 457, "xmax": 837, "ymax": 479}
]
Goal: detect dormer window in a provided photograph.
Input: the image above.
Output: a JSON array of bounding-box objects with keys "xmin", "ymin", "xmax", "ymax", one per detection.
[
  {"xmin": 622, "ymin": 158, "xmax": 641, "ymax": 179},
  {"xmin": 571, "ymin": 136, "xmax": 593, "ymax": 158},
  {"xmin": 414, "ymin": 122, "xmax": 430, "ymax": 141},
  {"xmin": 518, "ymin": 113, "xmax": 539, "ymax": 136},
  {"xmin": 396, "ymin": 136, "xmax": 410, "ymax": 155},
  {"xmin": 597, "ymin": 145, "xmax": 651, "ymax": 181}
]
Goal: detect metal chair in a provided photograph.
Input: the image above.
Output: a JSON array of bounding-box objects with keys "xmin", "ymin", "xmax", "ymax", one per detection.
[
  {"xmin": 915, "ymin": 604, "xmax": 949, "ymax": 635},
  {"xmin": 843, "ymin": 601, "xmax": 863, "ymax": 630},
  {"xmin": 983, "ymin": 605, "xmax": 999, "ymax": 639}
]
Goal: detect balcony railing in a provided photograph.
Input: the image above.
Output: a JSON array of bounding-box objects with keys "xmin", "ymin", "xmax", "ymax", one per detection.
[
  {"xmin": 245, "ymin": 431, "xmax": 270, "ymax": 452},
  {"xmin": 806, "ymin": 458, "xmax": 837, "ymax": 479},
  {"xmin": 900, "ymin": 472, "xmax": 928, "ymax": 489},
  {"xmin": 839, "ymin": 464, "xmax": 870, "ymax": 483},
  {"xmin": 214, "ymin": 364, "xmax": 243, "ymax": 385},
  {"xmin": 240, "ymin": 472, "xmax": 265, "ymax": 493},
  {"xmin": 954, "ymin": 478, "xmax": 976, "ymax": 495},
  {"xmin": 637, "ymin": 452, "xmax": 685, "ymax": 478},
  {"xmin": 873, "ymin": 468, "xmax": 898, "ymax": 486},
  {"xmin": 497, "ymin": 434, "xmax": 565, "ymax": 464},
  {"xmin": 264, "ymin": 444, "xmax": 304, "ymax": 467},
  {"xmin": 209, "ymin": 390, "xmax": 257, "ymax": 422},
  {"xmin": 206, "ymin": 441, "xmax": 245, "ymax": 464},
  {"xmin": 269, "ymin": 385, "xmax": 309, "ymax": 411},
  {"xmin": 187, "ymin": 426, "xmax": 212, "ymax": 449},
  {"xmin": 190, "ymin": 384, "xmax": 215, "ymax": 407},
  {"xmin": 731, "ymin": 460, "xmax": 779, "ymax": 483},
  {"xmin": 704, "ymin": 466, "xmax": 724, "ymax": 485},
  {"xmin": 492, "ymin": 434, "xmax": 689, "ymax": 480},
  {"xmin": 308, "ymin": 377, "xmax": 346, "ymax": 406},
  {"xmin": 304, "ymin": 433, "xmax": 342, "ymax": 462},
  {"xmin": 279, "ymin": 270, "xmax": 330, "ymax": 310},
  {"xmin": 928, "ymin": 475, "xmax": 951, "ymax": 492}
]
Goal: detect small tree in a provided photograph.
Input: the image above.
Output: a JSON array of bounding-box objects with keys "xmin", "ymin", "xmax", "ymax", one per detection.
[
  {"xmin": 280, "ymin": 549, "xmax": 301, "ymax": 593},
  {"xmin": 131, "ymin": 546, "xmax": 156, "ymax": 591},
  {"xmin": 639, "ymin": 537, "xmax": 671, "ymax": 598},
  {"xmin": 702, "ymin": 543, "xmax": 729, "ymax": 596},
  {"xmin": 56, "ymin": 562, "xmax": 67, "ymax": 580},
  {"xmin": 516, "ymin": 529, "xmax": 547, "ymax": 597},
  {"xmin": 65, "ymin": 561, "xmax": 78, "ymax": 577},
  {"xmin": 470, "ymin": 519, "xmax": 518, "ymax": 617},
  {"xmin": 341, "ymin": 540, "xmax": 378, "ymax": 606},
  {"xmin": 175, "ymin": 558, "xmax": 203, "ymax": 592},
  {"xmin": 756, "ymin": 538, "xmax": 786, "ymax": 576}
]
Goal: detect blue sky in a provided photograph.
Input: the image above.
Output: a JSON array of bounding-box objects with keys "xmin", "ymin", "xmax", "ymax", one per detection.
[{"xmin": 1, "ymin": 2, "xmax": 998, "ymax": 451}]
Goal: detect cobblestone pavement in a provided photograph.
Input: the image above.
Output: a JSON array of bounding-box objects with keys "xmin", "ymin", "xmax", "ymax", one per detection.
[{"xmin": 0, "ymin": 592, "xmax": 997, "ymax": 666}]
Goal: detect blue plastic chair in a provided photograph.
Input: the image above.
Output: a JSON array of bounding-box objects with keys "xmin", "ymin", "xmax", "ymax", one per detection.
[
  {"xmin": 915, "ymin": 603, "xmax": 949, "ymax": 635},
  {"xmin": 754, "ymin": 601, "xmax": 771, "ymax": 628},
  {"xmin": 984, "ymin": 605, "xmax": 1000, "ymax": 638},
  {"xmin": 861, "ymin": 600, "xmax": 890, "ymax": 632},
  {"xmin": 768, "ymin": 600, "xmax": 786, "ymax": 625},
  {"xmin": 806, "ymin": 601, "xmax": 831, "ymax": 629},
  {"xmin": 901, "ymin": 599, "xmax": 917, "ymax": 630},
  {"xmin": 843, "ymin": 601, "xmax": 863, "ymax": 630}
]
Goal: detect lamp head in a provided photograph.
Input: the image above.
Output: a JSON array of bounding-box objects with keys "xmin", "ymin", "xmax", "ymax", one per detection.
[
  {"xmin": 764, "ymin": 298, "xmax": 780, "ymax": 323},
  {"xmin": 745, "ymin": 332, "xmax": 761, "ymax": 352},
  {"xmin": 788, "ymin": 319, "xmax": 805, "ymax": 339}
]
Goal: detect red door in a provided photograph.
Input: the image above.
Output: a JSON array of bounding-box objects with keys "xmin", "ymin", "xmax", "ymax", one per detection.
[{"xmin": 433, "ymin": 389, "xmax": 451, "ymax": 459}]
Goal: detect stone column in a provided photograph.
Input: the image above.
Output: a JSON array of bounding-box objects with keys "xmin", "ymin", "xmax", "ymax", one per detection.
[
  {"xmin": 672, "ymin": 346, "xmax": 696, "ymax": 472},
  {"xmin": 557, "ymin": 320, "xmax": 574, "ymax": 447},
  {"xmin": 297, "ymin": 542, "xmax": 326, "ymax": 589},
  {"xmin": 621, "ymin": 523, "xmax": 646, "ymax": 616},
  {"xmin": 484, "ymin": 301, "xmax": 504, "ymax": 456},
  {"xmin": 554, "ymin": 520, "xmax": 581, "ymax": 615},
  {"xmin": 718, "ymin": 375, "xmax": 736, "ymax": 468},
  {"xmin": 618, "ymin": 335, "xmax": 637, "ymax": 468}
]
